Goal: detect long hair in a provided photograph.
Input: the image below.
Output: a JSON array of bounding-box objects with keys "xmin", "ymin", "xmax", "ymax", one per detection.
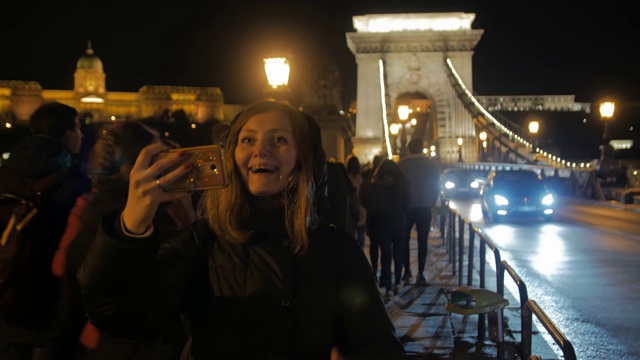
[
  {"xmin": 203, "ymin": 100, "xmax": 317, "ymax": 253},
  {"xmin": 373, "ymin": 158, "xmax": 408, "ymax": 188}
]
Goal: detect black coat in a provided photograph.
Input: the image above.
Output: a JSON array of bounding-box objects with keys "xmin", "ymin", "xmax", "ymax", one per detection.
[
  {"xmin": 43, "ymin": 183, "xmax": 190, "ymax": 360},
  {"xmin": 79, "ymin": 210, "xmax": 405, "ymax": 360}
]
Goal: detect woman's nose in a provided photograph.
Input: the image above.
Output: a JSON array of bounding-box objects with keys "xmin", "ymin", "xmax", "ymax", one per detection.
[{"xmin": 253, "ymin": 138, "xmax": 273, "ymax": 156}]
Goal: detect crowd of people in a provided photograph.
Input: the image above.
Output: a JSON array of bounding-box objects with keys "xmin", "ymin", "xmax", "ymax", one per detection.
[{"xmin": 0, "ymin": 99, "xmax": 442, "ymax": 359}]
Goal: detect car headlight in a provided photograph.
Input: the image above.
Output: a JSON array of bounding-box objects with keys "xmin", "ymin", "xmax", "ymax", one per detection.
[
  {"xmin": 444, "ymin": 181, "xmax": 456, "ymax": 189},
  {"xmin": 493, "ymin": 194, "xmax": 509, "ymax": 206},
  {"xmin": 541, "ymin": 193, "xmax": 554, "ymax": 206}
]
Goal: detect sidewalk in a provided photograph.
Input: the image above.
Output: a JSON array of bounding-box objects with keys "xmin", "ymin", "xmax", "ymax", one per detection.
[{"xmin": 366, "ymin": 227, "xmax": 560, "ymax": 360}]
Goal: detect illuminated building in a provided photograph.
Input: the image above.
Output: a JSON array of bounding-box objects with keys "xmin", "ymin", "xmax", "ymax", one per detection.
[{"xmin": 0, "ymin": 42, "xmax": 229, "ymax": 126}]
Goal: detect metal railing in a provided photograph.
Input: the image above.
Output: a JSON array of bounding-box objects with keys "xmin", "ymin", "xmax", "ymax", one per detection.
[{"xmin": 438, "ymin": 206, "xmax": 577, "ymax": 360}]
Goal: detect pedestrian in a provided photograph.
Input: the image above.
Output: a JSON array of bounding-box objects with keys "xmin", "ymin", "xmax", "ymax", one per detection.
[
  {"xmin": 398, "ymin": 138, "xmax": 441, "ymax": 286},
  {"xmin": 345, "ymin": 154, "xmax": 366, "ymax": 248},
  {"xmin": 0, "ymin": 101, "xmax": 91, "ymax": 360},
  {"xmin": 326, "ymin": 159, "xmax": 359, "ymax": 236},
  {"xmin": 359, "ymin": 155, "xmax": 383, "ymax": 281},
  {"xmin": 42, "ymin": 120, "xmax": 195, "ymax": 360},
  {"xmin": 78, "ymin": 100, "xmax": 405, "ymax": 359},
  {"xmin": 211, "ymin": 121, "xmax": 230, "ymax": 146},
  {"xmin": 367, "ymin": 158, "xmax": 411, "ymax": 300}
]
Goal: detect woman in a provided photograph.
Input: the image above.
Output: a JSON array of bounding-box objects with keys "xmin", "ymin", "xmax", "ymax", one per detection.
[
  {"xmin": 367, "ymin": 158, "xmax": 410, "ymax": 300},
  {"xmin": 345, "ymin": 154, "xmax": 366, "ymax": 248},
  {"xmin": 44, "ymin": 121, "xmax": 194, "ymax": 360},
  {"xmin": 78, "ymin": 100, "xmax": 405, "ymax": 359}
]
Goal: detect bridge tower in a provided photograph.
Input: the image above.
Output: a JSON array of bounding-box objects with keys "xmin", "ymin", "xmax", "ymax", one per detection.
[{"xmin": 346, "ymin": 12, "xmax": 484, "ymax": 164}]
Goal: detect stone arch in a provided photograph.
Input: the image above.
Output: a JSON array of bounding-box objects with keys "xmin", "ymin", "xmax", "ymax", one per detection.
[
  {"xmin": 393, "ymin": 91, "xmax": 432, "ymax": 149},
  {"xmin": 345, "ymin": 12, "xmax": 483, "ymax": 163}
]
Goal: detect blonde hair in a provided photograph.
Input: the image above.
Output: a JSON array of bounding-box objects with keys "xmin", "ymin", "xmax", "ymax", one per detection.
[{"xmin": 201, "ymin": 100, "xmax": 318, "ymax": 253}]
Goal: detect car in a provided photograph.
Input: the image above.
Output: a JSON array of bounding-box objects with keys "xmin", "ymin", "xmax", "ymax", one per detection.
[
  {"xmin": 440, "ymin": 168, "xmax": 487, "ymax": 199},
  {"xmin": 480, "ymin": 169, "xmax": 554, "ymax": 222}
]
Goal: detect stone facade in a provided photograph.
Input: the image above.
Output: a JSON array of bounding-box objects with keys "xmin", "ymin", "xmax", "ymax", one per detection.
[{"xmin": 346, "ymin": 12, "xmax": 484, "ymax": 165}]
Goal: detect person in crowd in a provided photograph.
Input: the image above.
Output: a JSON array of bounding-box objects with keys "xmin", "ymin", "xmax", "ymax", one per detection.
[
  {"xmin": 77, "ymin": 100, "xmax": 405, "ymax": 359},
  {"xmin": 211, "ymin": 121, "xmax": 230, "ymax": 146},
  {"xmin": 42, "ymin": 120, "xmax": 195, "ymax": 360},
  {"xmin": 326, "ymin": 159, "xmax": 358, "ymax": 236},
  {"xmin": 367, "ymin": 158, "xmax": 410, "ymax": 300},
  {"xmin": 359, "ymin": 155, "xmax": 383, "ymax": 281},
  {"xmin": 0, "ymin": 101, "xmax": 91, "ymax": 360},
  {"xmin": 398, "ymin": 138, "xmax": 441, "ymax": 286},
  {"xmin": 298, "ymin": 112, "xmax": 358, "ymax": 239},
  {"xmin": 345, "ymin": 154, "xmax": 366, "ymax": 248}
]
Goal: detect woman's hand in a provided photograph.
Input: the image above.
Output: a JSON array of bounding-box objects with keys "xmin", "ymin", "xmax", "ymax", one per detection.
[{"xmin": 121, "ymin": 142, "xmax": 193, "ymax": 235}]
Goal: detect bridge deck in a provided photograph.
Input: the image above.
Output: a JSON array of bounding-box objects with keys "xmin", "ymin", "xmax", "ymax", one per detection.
[{"xmin": 373, "ymin": 227, "xmax": 559, "ymax": 359}]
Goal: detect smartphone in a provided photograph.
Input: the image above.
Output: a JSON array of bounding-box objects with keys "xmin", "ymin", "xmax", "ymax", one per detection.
[{"xmin": 152, "ymin": 144, "xmax": 227, "ymax": 192}]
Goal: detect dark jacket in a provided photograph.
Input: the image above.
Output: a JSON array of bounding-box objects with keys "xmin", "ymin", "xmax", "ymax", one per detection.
[
  {"xmin": 0, "ymin": 135, "xmax": 90, "ymax": 330},
  {"xmin": 367, "ymin": 159, "xmax": 411, "ymax": 229},
  {"xmin": 326, "ymin": 162, "xmax": 359, "ymax": 236},
  {"xmin": 78, "ymin": 202, "xmax": 405, "ymax": 359},
  {"xmin": 43, "ymin": 182, "xmax": 191, "ymax": 360},
  {"xmin": 397, "ymin": 154, "xmax": 440, "ymax": 209}
]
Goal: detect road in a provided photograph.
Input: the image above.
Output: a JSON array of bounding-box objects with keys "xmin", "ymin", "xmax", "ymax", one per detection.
[{"xmin": 447, "ymin": 196, "xmax": 640, "ymax": 360}]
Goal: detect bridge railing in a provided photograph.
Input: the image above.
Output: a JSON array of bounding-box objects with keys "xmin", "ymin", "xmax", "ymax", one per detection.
[{"xmin": 440, "ymin": 204, "xmax": 578, "ymax": 360}]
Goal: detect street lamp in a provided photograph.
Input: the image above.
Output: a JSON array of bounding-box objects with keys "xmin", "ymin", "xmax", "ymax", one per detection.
[
  {"xmin": 599, "ymin": 101, "xmax": 615, "ymax": 140},
  {"xmin": 528, "ymin": 121, "xmax": 539, "ymax": 153},
  {"xmin": 397, "ymin": 105, "xmax": 411, "ymax": 158},
  {"xmin": 478, "ymin": 131, "xmax": 487, "ymax": 162},
  {"xmin": 264, "ymin": 57, "xmax": 291, "ymax": 102},
  {"xmin": 389, "ymin": 123, "xmax": 401, "ymax": 155},
  {"xmin": 457, "ymin": 137, "xmax": 463, "ymax": 162}
]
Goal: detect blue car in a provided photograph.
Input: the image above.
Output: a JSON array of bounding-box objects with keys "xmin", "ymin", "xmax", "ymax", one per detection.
[{"xmin": 480, "ymin": 169, "xmax": 554, "ymax": 222}]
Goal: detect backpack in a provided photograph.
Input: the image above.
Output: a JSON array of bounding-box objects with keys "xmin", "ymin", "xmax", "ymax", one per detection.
[{"xmin": 0, "ymin": 167, "xmax": 69, "ymax": 324}]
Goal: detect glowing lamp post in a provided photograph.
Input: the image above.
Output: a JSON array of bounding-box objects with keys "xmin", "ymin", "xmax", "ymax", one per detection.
[
  {"xmin": 397, "ymin": 105, "xmax": 411, "ymax": 158},
  {"xmin": 389, "ymin": 123, "xmax": 401, "ymax": 155},
  {"xmin": 528, "ymin": 121, "xmax": 539, "ymax": 154},
  {"xmin": 478, "ymin": 131, "xmax": 487, "ymax": 161},
  {"xmin": 599, "ymin": 101, "xmax": 615, "ymax": 140},
  {"xmin": 264, "ymin": 57, "xmax": 290, "ymax": 89},
  {"xmin": 264, "ymin": 57, "xmax": 291, "ymax": 102},
  {"xmin": 457, "ymin": 137, "xmax": 463, "ymax": 162}
]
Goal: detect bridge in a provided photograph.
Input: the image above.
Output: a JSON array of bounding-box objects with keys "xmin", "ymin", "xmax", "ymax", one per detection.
[{"xmin": 345, "ymin": 12, "xmax": 633, "ymax": 201}]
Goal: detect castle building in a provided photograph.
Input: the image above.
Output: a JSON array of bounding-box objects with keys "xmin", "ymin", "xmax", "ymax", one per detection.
[
  {"xmin": 0, "ymin": 43, "xmax": 355, "ymax": 162},
  {"xmin": 0, "ymin": 42, "xmax": 229, "ymax": 126}
]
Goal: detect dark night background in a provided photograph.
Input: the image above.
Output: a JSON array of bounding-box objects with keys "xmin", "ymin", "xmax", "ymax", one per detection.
[{"xmin": 1, "ymin": 0, "xmax": 639, "ymax": 160}]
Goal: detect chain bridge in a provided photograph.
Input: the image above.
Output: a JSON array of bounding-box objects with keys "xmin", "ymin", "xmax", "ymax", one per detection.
[{"xmin": 345, "ymin": 12, "xmax": 634, "ymax": 202}]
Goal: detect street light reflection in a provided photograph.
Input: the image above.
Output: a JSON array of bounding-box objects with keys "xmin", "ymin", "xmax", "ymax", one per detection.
[
  {"xmin": 468, "ymin": 203, "xmax": 483, "ymax": 222},
  {"xmin": 485, "ymin": 223, "xmax": 564, "ymax": 278},
  {"xmin": 532, "ymin": 224, "xmax": 565, "ymax": 277}
]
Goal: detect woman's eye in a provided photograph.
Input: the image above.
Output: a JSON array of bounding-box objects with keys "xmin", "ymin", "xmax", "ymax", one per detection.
[
  {"xmin": 274, "ymin": 136, "xmax": 288, "ymax": 145},
  {"xmin": 239, "ymin": 136, "xmax": 254, "ymax": 144}
]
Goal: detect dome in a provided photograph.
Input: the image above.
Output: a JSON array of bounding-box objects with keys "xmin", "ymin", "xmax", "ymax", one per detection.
[{"xmin": 76, "ymin": 42, "xmax": 103, "ymax": 72}]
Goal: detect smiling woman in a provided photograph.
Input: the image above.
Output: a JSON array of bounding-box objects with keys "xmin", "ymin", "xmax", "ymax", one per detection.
[
  {"xmin": 234, "ymin": 110, "xmax": 298, "ymax": 197},
  {"xmin": 77, "ymin": 99, "xmax": 406, "ymax": 359}
]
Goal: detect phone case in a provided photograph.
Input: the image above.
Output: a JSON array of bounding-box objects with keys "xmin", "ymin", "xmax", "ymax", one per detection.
[{"xmin": 153, "ymin": 145, "xmax": 227, "ymax": 192}]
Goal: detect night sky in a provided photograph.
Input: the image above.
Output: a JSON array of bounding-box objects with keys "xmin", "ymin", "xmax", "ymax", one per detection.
[{"xmin": 1, "ymin": 0, "xmax": 638, "ymax": 130}]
